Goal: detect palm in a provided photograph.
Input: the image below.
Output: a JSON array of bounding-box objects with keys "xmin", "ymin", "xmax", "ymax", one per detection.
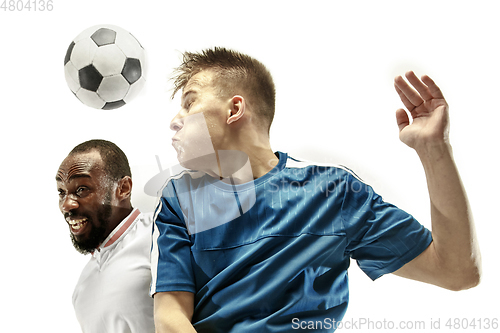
[{"xmin": 394, "ymin": 72, "xmax": 450, "ymax": 150}]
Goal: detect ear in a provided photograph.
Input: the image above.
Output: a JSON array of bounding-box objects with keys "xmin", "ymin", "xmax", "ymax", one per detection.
[
  {"xmin": 116, "ymin": 176, "xmax": 133, "ymax": 201},
  {"xmin": 227, "ymin": 95, "xmax": 246, "ymax": 125}
]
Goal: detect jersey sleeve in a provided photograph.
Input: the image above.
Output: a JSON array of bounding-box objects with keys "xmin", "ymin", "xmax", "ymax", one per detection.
[
  {"xmin": 341, "ymin": 172, "xmax": 432, "ymax": 281},
  {"xmin": 150, "ymin": 179, "xmax": 196, "ymax": 296}
]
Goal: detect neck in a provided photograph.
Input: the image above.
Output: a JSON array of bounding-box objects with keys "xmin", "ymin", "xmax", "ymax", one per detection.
[
  {"xmin": 198, "ymin": 118, "xmax": 279, "ymax": 183},
  {"xmin": 245, "ymin": 146, "xmax": 279, "ymax": 179},
  {"xmin": 106, "ymin": 205, "xmax": 133, "ymax": 235},
  {"xmin": 210, "ymin": 137, "xmax": 278, "ymax": 184}
]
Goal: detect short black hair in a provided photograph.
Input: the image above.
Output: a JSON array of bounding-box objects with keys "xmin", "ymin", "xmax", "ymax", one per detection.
[{"xmin": 69, "ymin": 139, "xmax": 131, "ymax": 182}]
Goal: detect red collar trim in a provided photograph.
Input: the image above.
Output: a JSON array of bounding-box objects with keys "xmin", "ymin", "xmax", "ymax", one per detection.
[{"xmin": 102, "ymin": 208, "xmax": 141, "ymax": 248}]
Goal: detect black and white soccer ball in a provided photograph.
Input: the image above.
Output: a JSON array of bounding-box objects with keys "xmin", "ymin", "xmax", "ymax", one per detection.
[{"xmin": 64, "ymin": 24, "xmax": 146, "ymax": 110}]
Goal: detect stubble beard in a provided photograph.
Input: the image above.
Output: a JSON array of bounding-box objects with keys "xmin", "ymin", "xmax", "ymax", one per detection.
[{"xmin": 70, "ymin": 191, "xmax": 113, "ymax": 255}]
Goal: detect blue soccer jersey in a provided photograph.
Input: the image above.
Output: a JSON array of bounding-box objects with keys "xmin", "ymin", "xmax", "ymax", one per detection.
[{"xmin": 150, "ymin": 152, "xmax": 432, "ymax": 332}]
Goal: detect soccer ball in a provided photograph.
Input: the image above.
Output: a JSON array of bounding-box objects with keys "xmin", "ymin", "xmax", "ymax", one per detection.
[{"xmin": 64, "ymin": 24, "xmax": 146, "ymax": 110}]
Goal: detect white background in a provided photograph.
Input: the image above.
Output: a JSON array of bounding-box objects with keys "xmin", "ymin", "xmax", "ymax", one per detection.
[{"xmin": 1, "ymin": 0, "xmax": 498, "ymax": 331}]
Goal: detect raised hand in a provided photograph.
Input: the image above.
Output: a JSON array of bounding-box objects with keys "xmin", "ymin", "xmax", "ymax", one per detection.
[
  {"xmin": 392, "ymin": 72, "xmax": 481, "ymax": 291},
  {"xmin": 394, "ymin": 71, "xmax": 450, "ymax": 151}
]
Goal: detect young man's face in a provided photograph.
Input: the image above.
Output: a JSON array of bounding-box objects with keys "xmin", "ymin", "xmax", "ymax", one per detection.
[
  {"xmin": 56, "ymin": 151, "xmax": 115, "ymax": 254},
  {"xmin": 170, "ymin": 70, "xmax": 230, "ymax": 171}
]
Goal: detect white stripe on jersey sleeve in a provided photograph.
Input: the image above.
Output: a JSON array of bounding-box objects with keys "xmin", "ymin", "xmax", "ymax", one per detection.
[
  {"xmin": 284, "ymin": 155, "xmax": 367, "ymax": 184},
  {"xmin": 149, "ymin": 199, "xmax": 162, "ymax": 296}
]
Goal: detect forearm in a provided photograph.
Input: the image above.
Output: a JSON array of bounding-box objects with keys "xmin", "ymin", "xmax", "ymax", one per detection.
[
  {"xmin": 155, "ymin": 314, "xmax": 197, "ymax": 333},
  {"xmin": 154, "ymin": 292, "xmax": 197, "ymax": 333},
  {"xmin": 417, "ymin": 141, "xmax": 481, "ymax": 287}
]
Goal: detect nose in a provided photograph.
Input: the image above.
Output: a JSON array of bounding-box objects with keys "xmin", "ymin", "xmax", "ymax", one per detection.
[
  {"xmin": 60, "ymin": 194, "xmax": 79, "ymax": 214},
  {"xmin": 170, "ymin": 112, "xmax": 184, "ymax": 132}
]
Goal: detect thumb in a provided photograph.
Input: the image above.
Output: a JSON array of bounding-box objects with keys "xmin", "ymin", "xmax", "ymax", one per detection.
[{"xmin": 396, "ymin": 108, "xmax": 410, "ymax": 133}]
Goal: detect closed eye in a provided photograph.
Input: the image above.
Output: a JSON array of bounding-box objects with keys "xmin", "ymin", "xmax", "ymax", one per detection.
[
  {"xmin": 184, "ymin": 99, "xmax": 194, "ymax": 111},
  {"xmin": 181, "ymin": 90, "xmax": 196, "ymax": 111}
]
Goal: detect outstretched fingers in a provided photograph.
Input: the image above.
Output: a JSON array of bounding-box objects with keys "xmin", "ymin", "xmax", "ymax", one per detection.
[
  {"xmin": 394, "ymin": 71, "xmax": 446, "ymax": 117},
  {"xmin": 394, "ymin": 76, "xmax": 422, "ymax": 115},
  {"xmin": 421, "ymin": 75, "xmax": 445, "ymax": 100},
  {"xmin": 394, "ymin": 71, "xmax": 431, "ymax": 107},
  {"xmin": 393, "ymin": 71, "xmax": 449, "ymax": 148},
  {"xmin": 394, "ymin": 83, "xmax": 417, "ymax": 116},
  {"xmin": 405, "ymin": 71, "xmax": 434, "ymax": 101}
]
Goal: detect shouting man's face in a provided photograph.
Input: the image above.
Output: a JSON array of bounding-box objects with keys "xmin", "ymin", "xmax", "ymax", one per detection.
[{"xmin": 56, "ymin": 150, "xmax": 116, "ymax": 254}]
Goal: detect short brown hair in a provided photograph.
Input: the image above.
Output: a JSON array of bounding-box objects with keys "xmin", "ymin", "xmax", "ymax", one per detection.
[{"xmin": 171, "ymin": 47, "xmax": 276, "ymax": 132}]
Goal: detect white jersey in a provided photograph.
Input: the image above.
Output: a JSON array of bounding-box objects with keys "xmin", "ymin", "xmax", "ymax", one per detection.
[{"xmin": 73, "ymin": 208, "xmax": 154, "ymax": 333}]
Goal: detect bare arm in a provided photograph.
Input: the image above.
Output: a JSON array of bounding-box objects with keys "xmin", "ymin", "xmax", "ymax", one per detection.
[
  {"xmin": 154, "ymin": 291, "xmax": 197, "ymax": 333},
  {"xmin": 392, "ymin": 72, "xmax": 481, "ymax": 291}
]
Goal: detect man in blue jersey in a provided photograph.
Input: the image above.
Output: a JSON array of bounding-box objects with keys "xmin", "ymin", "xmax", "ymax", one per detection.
[{"xmin": 150, "ymin": 47, "xmax": 481, "ymax": 332}]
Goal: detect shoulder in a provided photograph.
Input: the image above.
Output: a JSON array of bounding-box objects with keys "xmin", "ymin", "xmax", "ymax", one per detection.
[
  {"xmin": 282, "ymin": 153, "xmax": 365, "ymax": 183},
  {"xmin": 144, "ymin": 163, "xmax": 206, "ymax": 198},
  {"xmin": 161, "ymin": 169, "xmax": 206, "ymax": 196}
]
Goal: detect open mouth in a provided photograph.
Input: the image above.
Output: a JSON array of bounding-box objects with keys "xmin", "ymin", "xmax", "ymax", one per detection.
[
  {"xmin": 66, "ymin": 217, "xmax": 89, "ymax": 234},
  {"xmin": 172, "ymin": 140, "xmax": 182, "ymax": 152}
]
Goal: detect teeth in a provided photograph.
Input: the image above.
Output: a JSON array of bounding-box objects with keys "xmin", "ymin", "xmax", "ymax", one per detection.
[{"xmin": 66, "ymin": 217, "xmax": 88, "ymax": 227}]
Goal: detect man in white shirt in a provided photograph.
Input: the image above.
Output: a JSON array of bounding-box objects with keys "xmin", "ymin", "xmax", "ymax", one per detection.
[{"xmin": 56, "ymin": 139, "xmax": 154, "ymax": 333}]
